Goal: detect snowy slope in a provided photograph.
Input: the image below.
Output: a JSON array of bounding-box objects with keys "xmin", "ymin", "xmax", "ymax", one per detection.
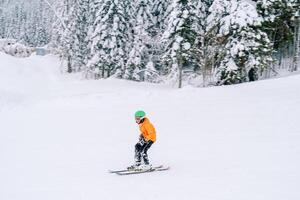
[{"xmin": 0, "ymin": 52, "xmax": 300, "ymax": 200}]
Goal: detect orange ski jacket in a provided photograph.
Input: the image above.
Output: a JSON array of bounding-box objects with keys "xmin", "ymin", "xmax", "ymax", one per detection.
[{"xmin": 139, "ymin": 118, "xmax": 156, "ymax": 142}]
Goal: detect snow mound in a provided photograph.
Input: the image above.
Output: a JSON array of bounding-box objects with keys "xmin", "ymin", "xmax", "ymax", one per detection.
[{"xmin": 0, "ymin": 40, "xmax": 34, "ymax": 57}]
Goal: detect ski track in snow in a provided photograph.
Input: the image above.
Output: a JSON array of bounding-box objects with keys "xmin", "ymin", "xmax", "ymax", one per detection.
[{"xmin": 0, "ymin": 52, "xmax": 300, "ymax": 200}]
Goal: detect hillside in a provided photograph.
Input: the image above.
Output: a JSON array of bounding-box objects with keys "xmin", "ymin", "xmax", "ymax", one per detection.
[{"xmin": 0, "ymin": 52, "xmax": 300, "ymax": 200}]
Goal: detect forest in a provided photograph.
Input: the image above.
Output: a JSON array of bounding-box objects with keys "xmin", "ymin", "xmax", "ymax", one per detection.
[{"xmin": 0, "ymin": 0, "xmax": 299, "ymax": 87}]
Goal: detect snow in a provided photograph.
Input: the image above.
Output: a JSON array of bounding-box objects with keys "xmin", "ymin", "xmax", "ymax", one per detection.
[
  {"xmin": 219, "ymin": 0, "xmax": 262, "ymax": 36},
  {"xmin": 227, "ymin": 58, "xmax": 238, "ymax": 70},
  {"xmin": 1, "ymin": 52, "xmax": 300, "ymax": 200},
  {"xmin": 183, "ymin": 42, "xmax": 191, "ymax": 50},
  {"xmin": 1, "ymin": 43, "xmax": 34, "ymax": 57},
  {"xmin": 182, "ymin": 10, "xmax": 189, "ymax": 19}
]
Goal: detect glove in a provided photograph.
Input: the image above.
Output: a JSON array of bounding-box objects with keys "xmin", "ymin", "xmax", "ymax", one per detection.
[{"xmin": 138, "ymin": 135, "xmax": 146, "ymax": 145}]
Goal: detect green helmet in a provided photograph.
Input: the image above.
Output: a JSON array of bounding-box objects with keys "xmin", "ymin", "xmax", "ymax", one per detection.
[{"xmin": 135, "ymin": 110, "xmax": 146, "ymax": 118}]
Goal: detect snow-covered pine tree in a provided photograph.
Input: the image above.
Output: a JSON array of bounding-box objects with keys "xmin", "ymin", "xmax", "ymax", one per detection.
[
  {"xmin": 0, "ymin": 0, "xmax": 5, "ymax": 38},
  {"xmin": 83, "ymin": 0, "xmax": 102, "ymax": 78},
  {"xmin": 16, "ymin": 2, "xmax": 28, "ymax": 42},
  {"xmin": 162, "ymin": 0, "xmax": 200, "ymax": 88},
  {"xmin": 1, "ymin": 1, "xmax": 26, "ymax": 41},
  {"xmin": 124, "ymin": 0, "xmax": 156, "ymax": 82},
  {"xmin": 152, "ymin": 0, "xmax": 171, "ymax": 33},
  {"xmin": 190, "ymin": 0, "xmax": 211, "ymax": 86},
  {"xmin": 51, "ymin": 1, "xmax": 63, "ymax": 44},
  {"xmin": 25, "ymin": 5, "xmax": 39, "ymax": 46},
  {"xmin": 68, "ymin": 0, "xmax": 90, "ymax": 72},
  {"xmin": 51, "ymin": 0, "xmax": 77, "ymax": 73},
  {"xmin": 87, "ymin": 0, "xmax": 130, "ymax": 79},
  {"xmin": 256, "ymin": 0, "xmax": 297, "ymax": 50},
  {"xmin": 0, "ymin": 0, "xmax": 4, "ymax": 37},
  {"xmin": 292, "ymin": 8, "xmax": 300, "ymax": 72},
  {"xmin": 32, "ymin": 0, "xmax": 52, "ymax": 46},
  {"xmin": 206, "ymin": 0, "xmax": 273, "ymax": 85},
  {"xmin": 150, "ymin": 0, "xmax": 171, "ymax": 77}
]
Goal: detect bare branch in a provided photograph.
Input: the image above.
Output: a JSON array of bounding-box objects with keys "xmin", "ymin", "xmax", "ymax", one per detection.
[{"xmin": 41, "ymin": 0, "xmax": 68, "ymax": 30}]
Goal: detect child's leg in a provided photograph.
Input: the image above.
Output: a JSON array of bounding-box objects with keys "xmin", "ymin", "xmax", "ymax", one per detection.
[
  {"xmin": 134, "ymin": 142, "xmax": 143, "ymax": 165},
  {"xmin": 142, "ymin": 141, "xmax": 153, "ymax": 165}
]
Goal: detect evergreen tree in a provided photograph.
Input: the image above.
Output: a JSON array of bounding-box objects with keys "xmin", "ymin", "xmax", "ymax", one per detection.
[
  {"xmin": 292, "ymin": 8, "xmax": 300, "ymax": 72},
  {"xmin": 207, "ymin": 0, "xmax": 273, "ymax": 85},
  {"xmin": 69, "ymin": 0, "xmax": 90, "ymax": 72},
  {"xmin": 87, "ymin": 0, "xmax": 130, "ymax": 79},
  {"xmin": 150, "ymin": 0, "xmax": 171, "ymax": 76},
  {"xmin": 190, "ymin": 0, "xmax": 210, "ymax": 85},
  {"xmin": 51, "ymin": 0, "xmax": 76, "ymax": 72},
  {"xmin": 124, "ymin": 0, "xmax": 155, "ymax": 81},
  {"xmin": 152, "ymin": 0, "xmax": 171, "ymax": 34},
  {"xmin": 256, "ymin": 0, "xmax": 298, "ymax": 49},
  {"xmin": 35, "ymin": 0, "xmax": 52, "ymax": 46},
  {"xmin": 162, "ymin": 0, "xmax": 200, "ymax": 88}
]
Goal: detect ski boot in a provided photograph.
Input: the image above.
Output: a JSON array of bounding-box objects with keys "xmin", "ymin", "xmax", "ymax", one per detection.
[
  {"xmin": 127, "ymin": 163, "xmax": 141, "ymax": 171},
  {"xmin": 136, "ymin": 164, "xmax": 152, "ymax": 171}
]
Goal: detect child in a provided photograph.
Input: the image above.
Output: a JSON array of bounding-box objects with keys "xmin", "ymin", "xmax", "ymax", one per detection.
[{"xmin": 128, "ymin": 110, "xmax": 156, "ymax": 170}]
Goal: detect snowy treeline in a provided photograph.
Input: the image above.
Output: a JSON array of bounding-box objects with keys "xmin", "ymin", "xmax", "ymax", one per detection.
[
  {"xmin": 0, "ymin": 0, "xmax": 54, "ymax": 47},
  {"xmin": 0, "ymin": 0, "xmax": 299, "ymax": 87},
  {"xmin": 51, "ymin": 0, "xmax": 299, "ymax": 87}
]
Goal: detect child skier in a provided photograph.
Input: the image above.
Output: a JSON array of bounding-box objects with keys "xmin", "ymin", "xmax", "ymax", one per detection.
[{"xmin": 128, "ymin": 110, "xmax": 156, "ymax": 171}]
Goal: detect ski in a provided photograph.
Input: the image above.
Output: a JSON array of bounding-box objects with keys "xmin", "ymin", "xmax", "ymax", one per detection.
[
  {"xmin": 109, "ymin": 169, "xmax": 131, "ymax": 173},
  {"xmin": 115, "ymin": 166, "xmax": 170, "ymax": 176},
  {"xmin": 109, "ymin": 165, "xmax": 164, "ymax": 174}
]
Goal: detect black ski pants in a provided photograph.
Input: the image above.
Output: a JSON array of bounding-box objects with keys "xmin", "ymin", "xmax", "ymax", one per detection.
[{"xmin": 135, "ymin": 139, "xmax": 153, "ymax": 165}]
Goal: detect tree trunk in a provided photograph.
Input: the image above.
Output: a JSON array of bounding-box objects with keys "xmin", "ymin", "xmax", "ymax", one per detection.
[
  {"xmin": 67, "ymin": 55, "xmax": 72, "ymax": 73},
  {"xmin": 293, "ymin": 18, "xmax": 300, "ymax": 72},
  {"xmin": 178, "ymin": 56, "xmax": 183, "ymax": 89}
]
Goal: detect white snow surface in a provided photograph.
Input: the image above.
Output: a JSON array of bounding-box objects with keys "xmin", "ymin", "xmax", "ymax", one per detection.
[{"xmin": 1, "ymin": 52, "xmax": 300, "ymax": 200}]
